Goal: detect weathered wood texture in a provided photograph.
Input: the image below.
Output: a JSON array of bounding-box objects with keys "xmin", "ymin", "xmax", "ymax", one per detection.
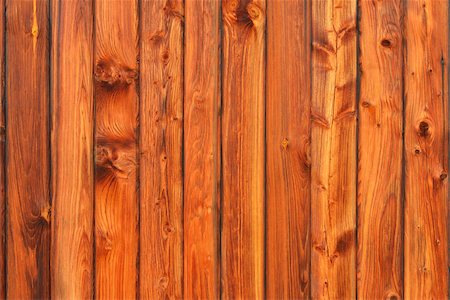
[
  {"xmin": 404, "ymin": 0, "xmax": 448, "ymax": 298},
  {"xmin": 0, "ymin": 0, "xmax": 4, "ymax": 296},
  {"xmin": 184, "ymin": 0, "xmax": 220, "ymax": 298},
  {"xmin": 221, "ymin": 0, "xmax": 265, "ymax": 298},
  {"xmin": 266, "ymin": 0, "xmax": 311, "ymax": 298},
  {"xmin": 6, "ymin": 0, "xmax": 50, "ymax": 298},
  {"xmin": 94, "ymin": 0, "xmax": 139, "ymax": 298},
  {"xmin": 0, "ymin": 0, "xmax": 448, "ymax": 298},
  {"xmin": 140, "ymin": 0, "xmax": 184, "ymax": 299},
  {"xmin": 50, "ymin": 0, "xmax": 94, "ymax": 298},
  {"xmin": 311, "ymin": 0, "xmax": 357, "ymax": 299},
  {"xmin": 358, "ymin": 0, "xmax": 404, "ymax": 298}
]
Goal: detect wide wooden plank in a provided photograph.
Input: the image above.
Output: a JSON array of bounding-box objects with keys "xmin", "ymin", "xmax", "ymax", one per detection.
[
  {"xmin": 265, "ymin": 0, "xmax": 311, "ymax": 298},
  {"xmin": 310, "ymin": 0, "xmax": 357, "ymax": 298},
  {"xmin": 50, "ymin": 0, "xmax": 94, "ymax": 298},
  {"xmin": 6, "ymin": 0, "xmax": 50, "ymax": 298},
  {"xmin": 404, "ymin": 0, "xmax": 448, "ymax": 298},
  {"xmin": 94, "ymin": 0, "xmax": 139, "ymax": 298},
  {"xmin": 0, "ymin": 0, "xmax": 4, "ymax": 296},
  {"xmin": 357, "ymin": 0, "xmax": 403, "ymax": 298},
  {"xmin": 221, "ymin": 0, "xmax": 265, "ymax": 298},
  {"xmin": 140, "ymin": 0, "xmax": 183, "ymax": 298},
  {"xmin": 184, "ymin": 0, "xmax": 220, "ymax": 298}
]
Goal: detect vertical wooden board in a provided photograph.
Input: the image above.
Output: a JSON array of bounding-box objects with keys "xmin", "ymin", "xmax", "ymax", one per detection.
[
  {"xmin": 310, "ymin": 0, "xmax": 357, "ymax": 298},
  {"xmin": 94, "ymin": 0, "xmax": 139, "ymax": 298},
  {"xmin": 0, "ymin": 0, "xmax": 4, "ymax": 296},
  {"xmin": 265, "ymin": 0, "xmax": 310, "ymax": 298},
  {"xmin": 50, "ymin": 0, "xmax": 94, "ymax": 298},
  {"xmin": 404, "ymin": 0, "xmax": 448, "ymax": 298},
  {"xmin": 5, "ymin": 0, "xmax": 50, "ymax": 298},
  {"xmin": 184, "ymin": 0, "xmax": 220, "ymax": 298},
  {"xmin": 140, "ymin": 0, "xmax": 183, "ymax": 298},
  {"xmin": 357, "ymin": 0, "xmax": 403, "ymax": 298},
  {"xmin": 221, "ymin": 0, "xmax": 265, "ymax": 298}
]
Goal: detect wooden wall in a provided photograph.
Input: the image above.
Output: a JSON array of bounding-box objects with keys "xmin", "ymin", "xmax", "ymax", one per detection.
[{"xmin": 0, "ymin": 0, "xmax": 448, "ymax": 299}]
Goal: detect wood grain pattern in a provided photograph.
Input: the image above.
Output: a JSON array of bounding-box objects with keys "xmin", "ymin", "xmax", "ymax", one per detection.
[
  {"xmin": 0, "ymin": 0, "xmax": 4, "ymax": 296},
  {"xmin": 311, "ymin": 0, "xmax": 357, "ymax": 299},
  {"xmin": 183, "ymin": 0, "xmax": 220, "ymax": 298},
  {"xmin": 265, "ymin": 0, "xmax": 311, "ymax": 298},
  {"xmin": 94, "ymin": 0, "xmax": 139, "ymax": 298},
  {"xmin": 50, "ymin": 0, "xmax": 94, "ymax": 298},
  {"xmin": 0, "ymin": 2, "xmax": 448, "ymax": 296},
  {"xmin": 6, "ymin": 0, "xmax": 50, "ymax": 298},
  {"xmin": 140, "ymin": 0, "xmax": 183, "ymax": 298},
  {"xmin": 404, "ymin": 0, "xmax": 448, "ymax": 298},
  {"xmin": 358, "ymin": 0, "xmax": 403, "ymax": 298},
  {"xmin": 221, "ymin": 0, "xmax": 265, "ymax": 298}
]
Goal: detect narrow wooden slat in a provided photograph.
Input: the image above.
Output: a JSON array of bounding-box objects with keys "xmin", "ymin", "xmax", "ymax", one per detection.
[
  {"xmin": 404, "ymin": 0, "xmax": 448, "ymax": 298},
  {"xmin": 221, "ymin": 0, "xmax": 265, "ymax": 298},
  {"xmin": 357, "ymin": 0, "xmax": 403, "ymax": 298},
  {"xmin": 94, "ymin": 0, "xmax": 139, "ymax": 298},
  {"xmin": 0, "ymin": 0, "xmax": 4, "ymax": 296},
  {"xmin": 140, "ymin": 0, "xmax": 183, "ymax": 298},
  {"xmin": 265, "ymin": 0, "xmax": 311, "ymax": 298},
  {"xmin": 6, "ymin": 0, "xmax": 50, "ymax": 297},
  {"xmin": 310, "ymin": 0, "xmax": 357, "ymax": 298},
  {"xmin": 50, "ymin": 0, "xmax": 94, "ymax": 298},
  {"xmin": 183, "ymin": 0, "xmax": 220, "ymax": 297}
]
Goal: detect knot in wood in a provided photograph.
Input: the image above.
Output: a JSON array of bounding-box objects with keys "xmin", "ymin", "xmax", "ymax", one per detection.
[
  {"xmin": 161, "ymin": 49, "xmax": 170, "ymax": 64},
  {"xmin": 227, "ymin": 0, "xmax": 264, "ymax": 27},
  {"xmin": 361, "ymin": 101, "xmax": 371, "ymax": 108},
  {"xmin": 418, "ymin": 121, "xmax": 430, "ymax": 137},
  {"xmin": 96, "ymin": 143, "xmax": 135, "ymax": 179},
  {"xmin": 334, "ymin": 230, "xmax": 353, "ymax": 255},
  {"xmin": 246, "ymin": 3, "xmax": 264, "ymax": 26},
  {"xmin": 158, "ymin": 276, "xmax": 169, "ymax": 289},
  {"xmin": 381, "ymin": 39, "xmax": 392, "ymax": 48},
  {"xmin": 281, "ymin": 138, "xmax": 289, "ymax": 149},
  {"xmin": 98, "ymin": 231, "xmax": 113, "ymax": 252},
  {"xmin": 95, "ymin": 59, "xmax": 137, "ymax": 90},
  {"xmin": 385, "ymin": 292, "xmax": 400, "ymax": 300},
  {"xmin": 226, "ymin": 0, "xmax": 239, "ymax": 12}
]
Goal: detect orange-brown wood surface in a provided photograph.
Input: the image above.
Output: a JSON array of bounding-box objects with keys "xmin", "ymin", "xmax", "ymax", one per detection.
[
  {"xmin": 184, "ymin": 0, "xmax": 220, "ymax": 298},
  {"xmin": 311, "ymin": 0, "xmax": 357, "ymax": 298},
  {"xmin": 404, "ymin": 0, "xmax": 448, "ymax": 298},
  {"xmin": 50, "ymin": 0, "xmax": 94, "ymax": 298},
  {"xmin": 0, "ymin": 0, "xmax": 448, "ymax": 298},
  {"xmin": 94, "ymin": 0, "xmax": 139, "ymax": 298},
  {"xmin": 0, "ymin": 0, "xmax": 4, "ymax": 296},
  {"xmin": 358, "ymin": 0, "xmax": 404, "ymax": 298},
  {"xmin": 266, "ymin": 0, "xmax": 310, "ymax": 298},
  {"xmin": 140, "ymin": 0, "xmax": 184, "ymax": 298},
  {"xmin": 6, "ymin": 0, "xmax": 50, "ymax": 298},
  {"xmin": 221, "ymin": 0, "xmax": 265, "ymax": 298}
]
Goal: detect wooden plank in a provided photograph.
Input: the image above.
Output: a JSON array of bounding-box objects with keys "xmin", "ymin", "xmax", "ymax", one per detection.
[
  {"xmin": 265, "ymin": 0, "xmax": 311, "ymax": 298},
  {"xmin": 310, "ymin": 0, "xmax": 357, "ymax": 298},
  {"xmin": 94, "ymin": 0, "xmax": 139, "ymax": 298},
  {"xmin": 183, "ymin": 0, "xmax": 220, "ymax": 298},
  {"xmin": 5, "ymin": 0, "xmax": 50, "ymax": 298},
  {"xmin": 50, "ymin": 0, "xmax": 94, "ymax": 298},
  {"xmin": 404, "ymin": 0, "xmax": 448, "ymax": 298},
  {"xmin": 357, "ymin": 0, "xmax": 403, "ymax": 298},
  {"xmin": 221, "ymin": 0, "xmax": 265, "ymax": 298},
  {"xmin": 140, "ymin": 0, "xmax": 183, "ymax": 298},
  {"xmin": 0, "ymin": 0, "xmax": 4, "ymax": 296}
]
